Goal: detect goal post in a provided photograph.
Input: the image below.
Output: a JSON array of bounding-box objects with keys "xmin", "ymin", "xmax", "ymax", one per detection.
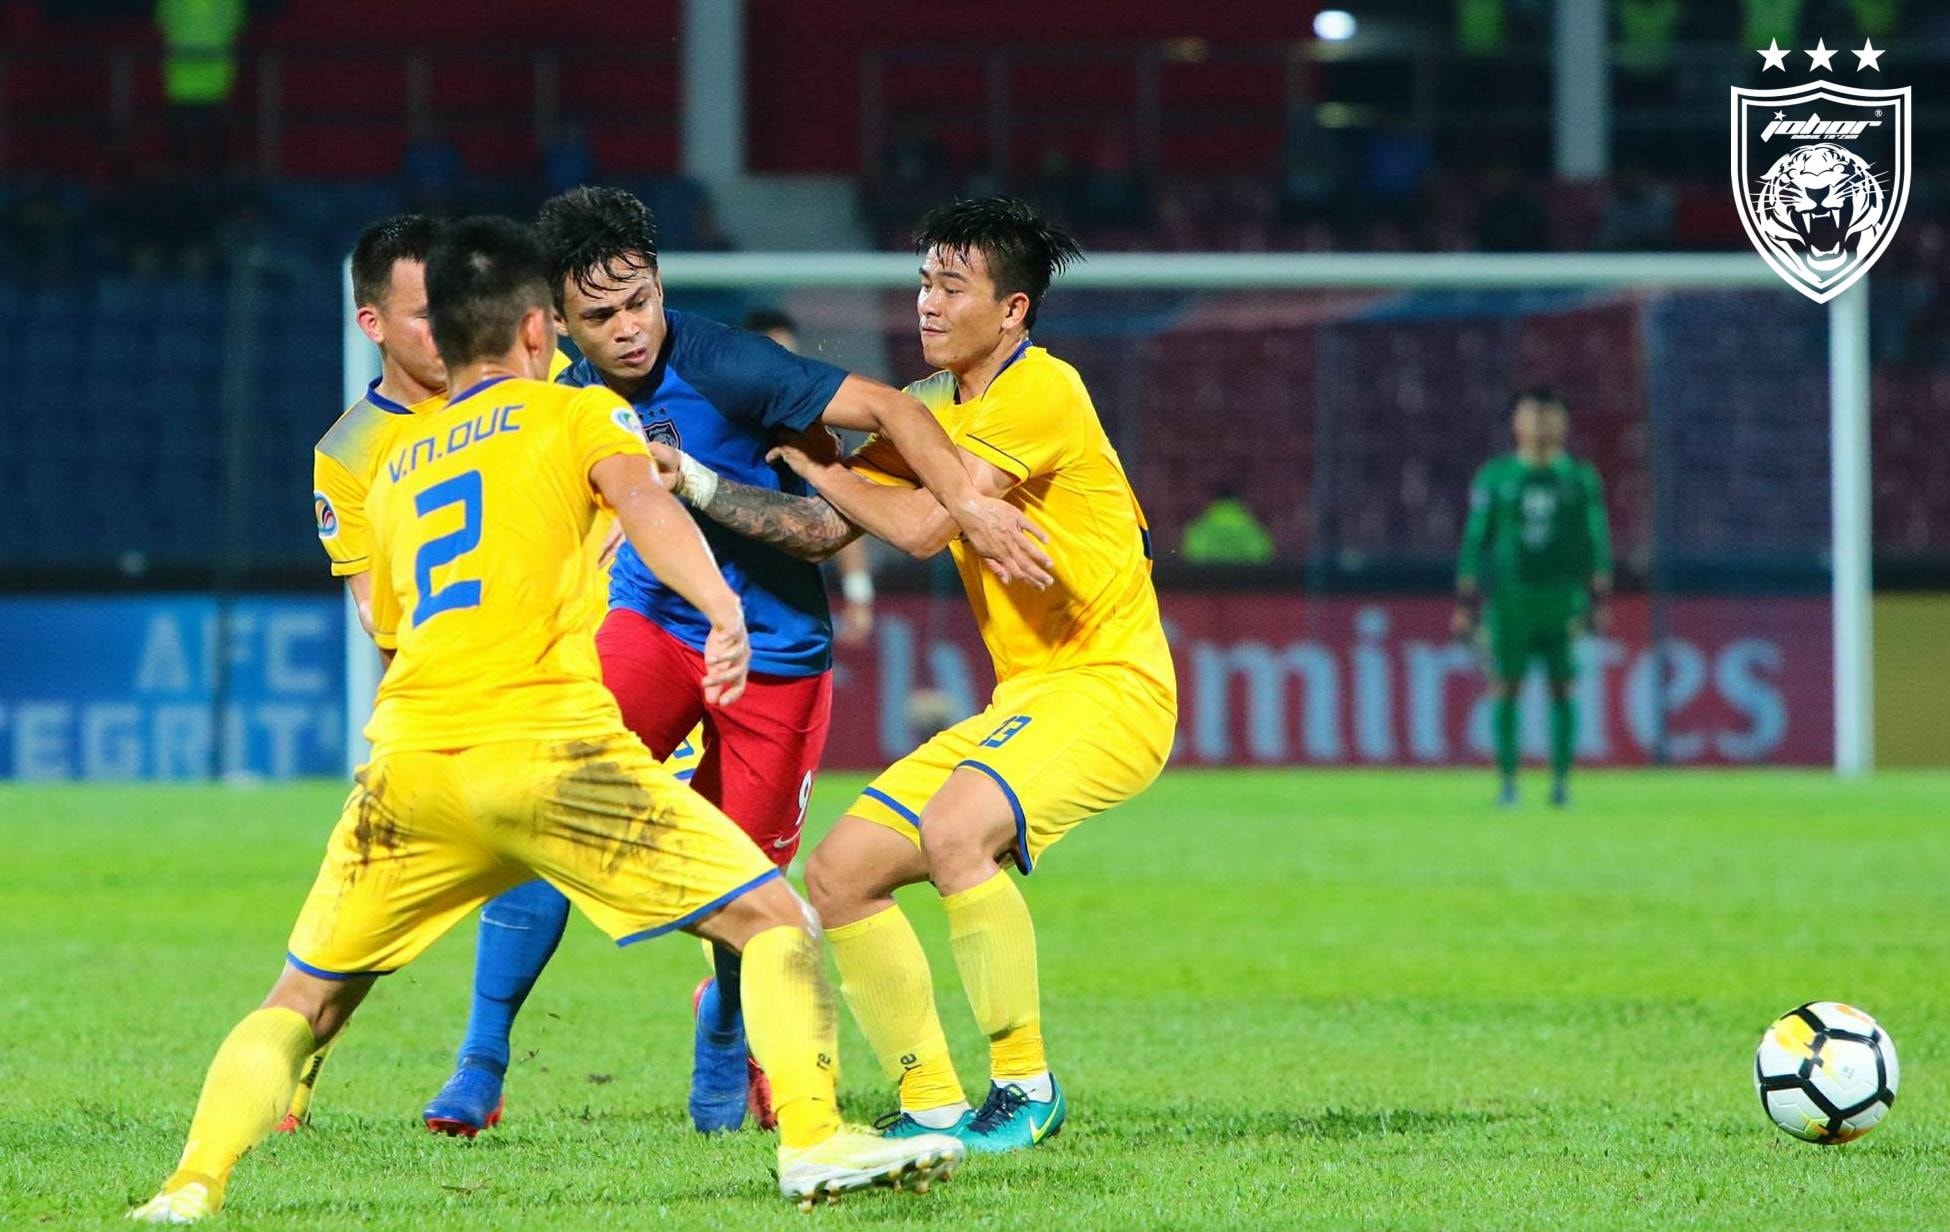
[
  {"xmin": 341, "ymin": 252, "xmax": 1871, "ymax": 776},
  {"xmin": 340, "ymin": 259, "xmax": 385, "ymax": 775}
]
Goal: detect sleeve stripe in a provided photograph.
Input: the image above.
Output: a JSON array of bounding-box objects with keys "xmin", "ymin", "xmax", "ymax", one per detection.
[
  {"xmin": 959, "ymin": 434, "xmax": 1030, "ymax": 482},
  {"xmin": 963, "ymin": 433, "xmax": 1029, "ymax": 472}
]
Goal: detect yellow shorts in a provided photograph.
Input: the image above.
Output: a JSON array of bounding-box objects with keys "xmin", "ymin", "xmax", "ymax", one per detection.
[
  {"xmin": 287, "ymin": 732, "xmax": 777, "ymax": 978},
  {"xmin": 849, "ymin": 666, "xmax": 1175, "ymax": 874}
]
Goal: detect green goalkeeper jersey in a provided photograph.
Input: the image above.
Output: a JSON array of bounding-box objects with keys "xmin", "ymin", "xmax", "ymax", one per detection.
[{"xmin": 1457, "ymin": 452, "xmax": 1612, "ymax": 595}]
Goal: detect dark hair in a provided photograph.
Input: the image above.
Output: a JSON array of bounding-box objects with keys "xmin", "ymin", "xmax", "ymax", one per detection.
[
  {"xmin": 534, "ymin": 186, "xmax": 659, "ymax": 308},
  {"xmin": 742, "ymin": 307, "xmax": 796, "ymax": 336},
  {"xmin": 912, "ymin": 196, "xmax": 1082, "ymax": 329},
  {"xmin": 350, "ymin": 213, "xmax": 441, "ymax": 308},
  {"xmin": 1517, "ymin": 384, "xmax": 1566, "ymax": 411},
  {"xmin": 424, "ymin": 215, "xmax": 552, "ymax": 368}
]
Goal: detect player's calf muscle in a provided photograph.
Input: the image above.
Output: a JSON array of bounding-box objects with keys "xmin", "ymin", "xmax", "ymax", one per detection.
[{"xmin": 263, "ymin": 967, "xmax": 373, "ymax": 1043}]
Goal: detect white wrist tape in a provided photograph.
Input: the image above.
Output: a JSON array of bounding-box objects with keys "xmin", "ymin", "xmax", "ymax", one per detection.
[
  {"xmin": 842, "ymin": 570, "xmax": 875, "ymax": 606},
  {"xmin": 674, "ymin": 449, "xmax": 720, "ymax": 509}
]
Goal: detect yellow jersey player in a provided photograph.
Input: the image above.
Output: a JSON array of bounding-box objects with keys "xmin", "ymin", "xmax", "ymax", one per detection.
[
  {"xmin": 661, "ymin": 197, "xmax": 1176, "ymax": 1153},
  {"xmin": 128, "ymin": 217, "xmax": 963, "ymax": 1224},
  {"xmin": 295, "ymin": 215, "xmax": 593, "ymax": 1136},
  {"xmin": 310, "ymin": 215, "xmax": 700, "ymax": 1139}
]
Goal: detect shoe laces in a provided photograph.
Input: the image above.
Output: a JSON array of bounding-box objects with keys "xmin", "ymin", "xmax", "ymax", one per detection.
[{"xmin": 968, "ymin": 1084, "xmax": 1029, "ymax": 1134}]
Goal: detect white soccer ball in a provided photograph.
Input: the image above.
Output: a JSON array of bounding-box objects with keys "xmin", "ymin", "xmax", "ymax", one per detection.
[{"xmin": 1754, "ymin": 1001, "xmax": 1899, "ymax": 1144}]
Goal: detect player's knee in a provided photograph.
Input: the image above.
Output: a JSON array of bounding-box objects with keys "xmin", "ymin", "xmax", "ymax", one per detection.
[
  {"xmin": 918, "ymin": 818, "xmax": 990, "ymax": 883},
  {"xmin": 803, "ymin": 841, "xmax": 852, "ymax": 918}
]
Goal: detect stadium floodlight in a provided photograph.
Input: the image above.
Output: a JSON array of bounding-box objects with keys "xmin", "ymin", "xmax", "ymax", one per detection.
[
  {"xmin": 1314, "ymin": 10, "xmax": 1358, "ymax": 42},
  {"xmin": 344, "ymin": 251, "xmax": 1872, "ymax": 777}
]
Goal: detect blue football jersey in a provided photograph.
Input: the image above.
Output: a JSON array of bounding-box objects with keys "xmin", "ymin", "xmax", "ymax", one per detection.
[{"xmin": 559, "ymin": 310, "xmax": 843, "ymax": 676}]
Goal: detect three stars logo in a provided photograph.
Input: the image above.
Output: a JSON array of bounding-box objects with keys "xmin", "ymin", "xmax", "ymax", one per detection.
[{"xmin": 1756, "ymin": 38, "xmax": 1883, "ymax": 73}]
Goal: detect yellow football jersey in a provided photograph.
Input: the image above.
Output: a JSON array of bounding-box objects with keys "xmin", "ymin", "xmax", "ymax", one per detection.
[
  {"xmin": 364, "ymin": 374, "xmax": 650, "ymax": 755},
  {"xmin": 314, "ymin": 352, "xmax": 572, "ymax": 576},
  {"xmin": 851, "ymin": 345, "xmax": 1175, "ymax": 699}
]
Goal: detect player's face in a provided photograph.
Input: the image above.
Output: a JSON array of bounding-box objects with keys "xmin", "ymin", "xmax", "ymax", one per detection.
[
  {"xmin": 917, "ymin": 245, "xmax": 1028, "ymax": 373},
  {"xmin": 1512, "ymin": 399, "xmax": 1544, "ymax": 451},
  {"xmin": 558, "ymin": 255, "xmax": 666, "ymax": 385},
  {"xmin": 373, "ymin": 260, "xmax": 446, "ymax": 392},
  {"xmin": 1540, "ymin": 405, "xmax": 1569, "ymax": 450}
]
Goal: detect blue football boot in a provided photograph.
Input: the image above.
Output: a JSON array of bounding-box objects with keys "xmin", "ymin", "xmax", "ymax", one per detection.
[
  {"xmin": 690, "ymin": 977, "xmax": 752, "ymax": 1133},
  {"xmin": 422, "ymin": 1057, "xmax": 505, "ymax": 1138}
]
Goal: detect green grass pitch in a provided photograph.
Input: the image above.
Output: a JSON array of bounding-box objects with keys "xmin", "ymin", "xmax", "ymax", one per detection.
[{"xmin": 2, "ymin": 769, "xmax": 1946, "ymax": 1229}]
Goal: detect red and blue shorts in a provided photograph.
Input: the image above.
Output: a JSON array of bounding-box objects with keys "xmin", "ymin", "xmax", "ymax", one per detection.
[{"xmin": 596, "ymin": 608, "xmax": 831, "ymax": 867}]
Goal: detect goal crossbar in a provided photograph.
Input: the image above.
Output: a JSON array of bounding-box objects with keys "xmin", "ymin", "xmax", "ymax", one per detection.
[{"xmin": 660, "ymin": 251, "xmax": 1779, "ymax": 289}]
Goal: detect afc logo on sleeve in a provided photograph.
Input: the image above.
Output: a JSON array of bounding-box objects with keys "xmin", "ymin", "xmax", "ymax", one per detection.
[{"xmin": 313, "ymin": 490, "xmax": 339, "ymax": 539}]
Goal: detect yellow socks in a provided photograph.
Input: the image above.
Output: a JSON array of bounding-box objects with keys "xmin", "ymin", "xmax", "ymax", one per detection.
[
  {"xmin": 826, "ymin": 905, "xmax": 967, "ymax": 1115},
  {"xmin": 943, "ymin": 872, "xmax": 1048, "ymax": 1083},
  {"xmin": 739, "ymin": 925, "xmax": 842, "ymax": 1149},
  {"xmin": 170, "ymin": 1007, "xmax": 316, "ymax": 1201}
]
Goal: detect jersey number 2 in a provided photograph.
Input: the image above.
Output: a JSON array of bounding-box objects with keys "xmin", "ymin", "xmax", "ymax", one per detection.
[{"xmin": 412, "ymin": 470, "xmax": 483, "ymax": 627}]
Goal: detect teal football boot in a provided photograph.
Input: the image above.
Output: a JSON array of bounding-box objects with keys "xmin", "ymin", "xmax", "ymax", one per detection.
[{"xmin": 956, "ymin": 1079, "xmax": 1066, "ymax": 1153}]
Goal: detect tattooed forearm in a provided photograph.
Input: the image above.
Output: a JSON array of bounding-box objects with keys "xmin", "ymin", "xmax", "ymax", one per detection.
[{"xmin": 698, "ymin": 478, "xmax": 862, "ymax": 562}]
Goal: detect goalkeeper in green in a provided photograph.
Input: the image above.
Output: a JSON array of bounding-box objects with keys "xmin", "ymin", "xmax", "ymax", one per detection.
[{"xmin": 1453, "ymin": 387, "xmax": 1613, "ymax": 806}]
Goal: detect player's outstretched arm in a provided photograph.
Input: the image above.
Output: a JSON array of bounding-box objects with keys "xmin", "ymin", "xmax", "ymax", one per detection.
[
  {"xmin": 592, "ymin": 452, "xmax": 750, "ymax": 705},
  {"xmin": 771, "ymin": 433, "xmax": 1008, "ymax": 565},
  {"xmin": 647, "ymin": 441, "xmax": 864, "ymax": 563},
  {"xmin": 820, "ymin": 375, "xmax": 1052, "ymax": 587}
]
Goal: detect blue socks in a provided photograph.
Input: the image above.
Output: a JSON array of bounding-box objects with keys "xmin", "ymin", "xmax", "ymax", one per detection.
[
  {"xmin": 457, "ymin": 879, "xmax": 571, "ymax": 1070},
  {"xmin": 703, "ymin": 944, "xmax": 743, "ymax": 1032}
]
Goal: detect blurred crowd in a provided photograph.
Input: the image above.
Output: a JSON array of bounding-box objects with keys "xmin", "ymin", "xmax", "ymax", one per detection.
[
  {"xmin": 12, "ymin": 140, "xmax": 1950, "ymax": 372},
  {"xmin": 867, "ymin": 129, "xmax": 1950, "ymax": 367}
]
